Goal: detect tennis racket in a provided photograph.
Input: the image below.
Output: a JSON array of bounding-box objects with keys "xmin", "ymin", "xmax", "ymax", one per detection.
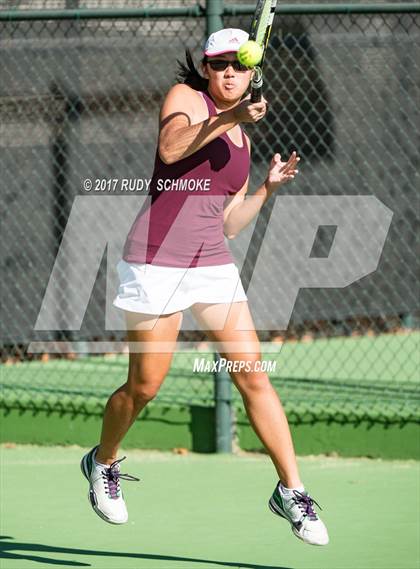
[{"xmin": 249, "ymin": 0, "xmax": 278, "ymax": 102}]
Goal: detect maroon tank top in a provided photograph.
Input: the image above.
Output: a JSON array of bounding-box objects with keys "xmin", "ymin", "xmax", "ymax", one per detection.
[{"xmin": 123, "ymin": 90, "xmax": 250, "ymax": 268}]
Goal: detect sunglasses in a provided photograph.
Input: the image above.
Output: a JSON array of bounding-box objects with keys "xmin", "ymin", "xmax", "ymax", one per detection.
[{"xmin": 206, "ymin": 59, "xmax": 249, "ymax": 72}]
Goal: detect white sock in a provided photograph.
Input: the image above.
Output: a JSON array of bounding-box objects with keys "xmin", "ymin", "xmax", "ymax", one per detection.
[
  {"xmin": 95, "ymin": 460, "xmax": 110, "ymax": 469},
  {"xmin": 93, "ymin": 448, "xmax": 111, "ymax": 469},
  {"xmin": 279, "ymin": 482, "xmax": 305, "ymax": 496}
]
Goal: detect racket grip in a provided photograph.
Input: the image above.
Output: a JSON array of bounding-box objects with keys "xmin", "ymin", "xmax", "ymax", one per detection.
[
  {"xmin": 250, "ymin": 66, "xmax": 263, "ymax": 103},
  {"xmin": 251, "ymin": 86, "xmax": 262, "ymax": 103}
]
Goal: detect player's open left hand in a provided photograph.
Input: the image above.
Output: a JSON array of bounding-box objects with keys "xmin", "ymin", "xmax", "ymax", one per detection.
[{"xmin": 265, "ymin": 151, "xmax": 300, "ymax": 193}]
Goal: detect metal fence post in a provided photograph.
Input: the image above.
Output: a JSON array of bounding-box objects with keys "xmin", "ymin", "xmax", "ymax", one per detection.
[
  {"xmin": 214, "ymin": 353, "xmax": 233, "ymax": 453},
  {"xmin": 206, "ymin": 0, "xmax": 224, "ymax": 37},
  {"xmin": 206, "ymin": 0, "xmax": 228, "ymax": 454}
]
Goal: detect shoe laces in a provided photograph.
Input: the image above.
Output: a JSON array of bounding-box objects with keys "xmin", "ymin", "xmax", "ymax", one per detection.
[
  {"xmin": 292, "ymin": 490, "xmax": 322, "ymax": 521},
  {"xmin": 101, "ymin": 456, "xmax": 140, "ymax": 499}
]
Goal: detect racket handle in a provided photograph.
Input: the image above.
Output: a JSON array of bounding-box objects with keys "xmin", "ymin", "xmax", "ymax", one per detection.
[
  {"xmin": 251, "ymin": 85, "xmax": 262, "ymax": 103},
  {"xmin": 250, "ymin": 66, "xmax": 263, "ymax": 103}
]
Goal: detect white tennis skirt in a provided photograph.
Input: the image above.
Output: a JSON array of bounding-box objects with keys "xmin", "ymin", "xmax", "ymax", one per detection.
[{"xmin": 113, "ymin": 259, "xmax": 248, "ymax": 315}]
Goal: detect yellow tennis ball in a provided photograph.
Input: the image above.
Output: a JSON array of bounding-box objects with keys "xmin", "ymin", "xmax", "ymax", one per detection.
[{"xmin": 237, "ymin": 40, "xmax": 263, "ymax": 68}]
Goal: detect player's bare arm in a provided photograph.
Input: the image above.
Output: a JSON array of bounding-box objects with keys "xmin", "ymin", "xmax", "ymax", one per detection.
[
  {"xmin": 224, "ymin": 138, "xmax": 300, "ymax": 239},
  {"xmin": 158, "ymin": 84, "xmax": 267, "ymax": 165}
]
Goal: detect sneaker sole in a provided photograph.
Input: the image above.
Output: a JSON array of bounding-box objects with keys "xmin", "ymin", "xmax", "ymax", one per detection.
[{"xmin": 80, "ymin": 452, "xmax": 126, "ymax": 525}]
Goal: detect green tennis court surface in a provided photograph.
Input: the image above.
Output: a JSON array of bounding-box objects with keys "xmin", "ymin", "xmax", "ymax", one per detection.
[{"xmin": 1, "ymin": 445, "xmax": 419, "ymax": 569}]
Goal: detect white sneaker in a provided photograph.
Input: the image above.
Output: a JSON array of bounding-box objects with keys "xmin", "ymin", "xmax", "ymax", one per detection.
[
  {"xmin": 269, "ymin": 483, "xmax": 329, "ymax": 546},
  {"xmin": 80, "ymin": 445, "xmax": 139, "ymax": 525}
]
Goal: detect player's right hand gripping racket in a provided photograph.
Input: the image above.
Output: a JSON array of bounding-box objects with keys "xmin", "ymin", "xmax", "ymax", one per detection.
[{"xmin": 249, "ymin": 0, "xmax": 278, "ymax": 102}]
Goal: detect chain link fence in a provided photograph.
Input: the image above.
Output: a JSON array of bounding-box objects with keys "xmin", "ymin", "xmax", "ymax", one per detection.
[{"xmin": 1, "ymin": 3, "xmax": 419, "ymax": 428}]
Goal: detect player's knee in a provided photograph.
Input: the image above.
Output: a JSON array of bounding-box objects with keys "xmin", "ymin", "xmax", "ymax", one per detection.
[
  {"xmin": 232, "ymin": 369, "xmax": 271, "ymax": 396},
  {"xmin": 129, "ymin": 382, "xmax": 161, "ymax": 405},
  {"xmin": 127, "ymin": 366, "xmax": 164, "ymax": 404}
]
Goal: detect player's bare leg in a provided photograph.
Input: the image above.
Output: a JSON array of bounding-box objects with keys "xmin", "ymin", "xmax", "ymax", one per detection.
[
  {"xmin": 191, "ymin": 301, "xmax": 329, "ymax": 545},
  {"xmin": 81, "ymin": 310, "xmax": 182, "ymax": 524},
  {"xmin": 192, "ymin": 301, "xmax": 301, "ymax": 486},
  {"xmin": 96, "ymin": 310, "xmax": 182, "ymax": 464}
]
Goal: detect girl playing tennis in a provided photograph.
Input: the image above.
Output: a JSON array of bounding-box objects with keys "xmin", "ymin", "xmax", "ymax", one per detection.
[{"xmin": 81, "ymin": 28, "xmax": 328, "ymax": 546}]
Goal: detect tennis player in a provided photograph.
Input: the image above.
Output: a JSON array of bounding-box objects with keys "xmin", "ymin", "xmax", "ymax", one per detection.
[{"xmin": 81, "ymin": 28, "xmax": 329, "ymax": 546}]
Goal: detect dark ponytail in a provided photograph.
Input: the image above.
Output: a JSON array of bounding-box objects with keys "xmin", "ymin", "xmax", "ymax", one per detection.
[{"xmin": 177, "ymin": 49, "xmax": 209, "ymax": 91}]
